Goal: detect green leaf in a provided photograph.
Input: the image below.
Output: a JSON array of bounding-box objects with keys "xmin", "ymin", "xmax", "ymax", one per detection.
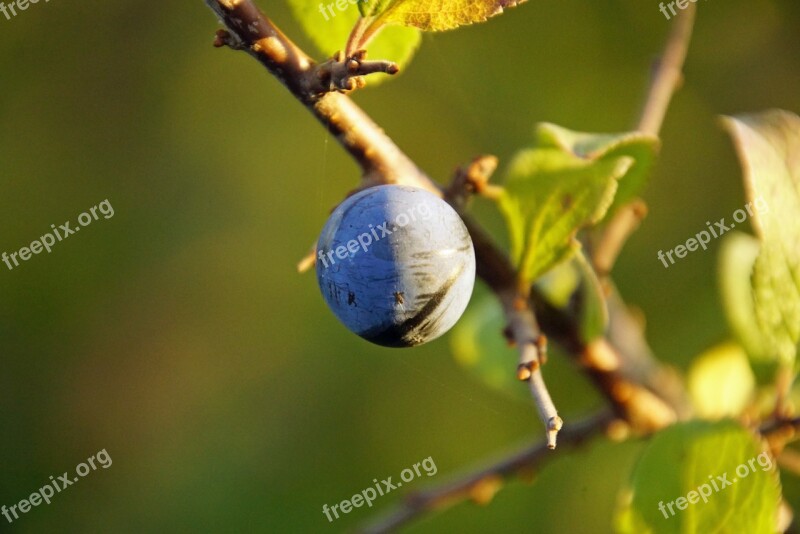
[
  {"xmin": 615, "ymin": 420, "xmax": 781, "ymax": 534},
  {"xmin": 536, "ymin": 122, "xmax": 660, "ymax": 215},
  {"xmin": 286, "ymin": 0, "xmax": 421, "ymax": 79},
  {"xmin": 370, "ymin": 0, "xmax": 527, "ymax": 32},
  {"xmin": 688, "ymin": 342, "xmax": 756, "ymax": 419},
  {"xmin": 450, "ymin": 294, "xmax": 530, "ymax": 402},
  {"xmin": 720, "ymin": 110, "xmax": 800, "ymax": 370},
  {"xmin": 497, "ymin": 133, "xmax": 633, "ymax": 285},
  {"xmin": 533, "ymin": 257, "xmax": 580, "ymax": 309},
  {"xmin": 718, "ymin": 232, "xmax": 771, "ymax": 365}
]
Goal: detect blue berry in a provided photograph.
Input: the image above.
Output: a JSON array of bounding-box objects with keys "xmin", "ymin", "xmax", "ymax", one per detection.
[{"xmin": 316, "ymin": 185, "xmax": 476, "ymax": 347}]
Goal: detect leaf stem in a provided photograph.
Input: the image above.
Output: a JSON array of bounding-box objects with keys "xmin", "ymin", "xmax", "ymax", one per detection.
[{"xmin": 345, "ymin": 16, "xmax": 371, "ymax": 57}]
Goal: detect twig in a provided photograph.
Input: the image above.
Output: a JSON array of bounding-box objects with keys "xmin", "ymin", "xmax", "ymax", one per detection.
[
  {"xmin": 317, "ymin": 49, "xmax": 399, "ymax": 93},
  {"xmin": 591, "ymin": 5, "xmax": 696, "ymax": 276},
  {"xmin": 573, "ymin": 6, "xmax": 698, "ymax": 425},
  {"xmin": 445, "ymin": 157, "xmax": 562, "ymax": 447},
  {"xmin": 592, "ymin": 200, "xmax": 648, "ymax": 279},
  {"xmin": 358, "ymin": 411, "xmax": 616, "ymax": 534},
  {"xmin": 502, "ymin": 291, "xmax": 562, "ymax": 449},
  {"xmin": 444, "ymin": 155, "xmax": 500, "ymax": 210},
  {"xmin": 206, "ymin": 1, "xmax": 397, "ymax": 98},
  {"xmin": 761, "ymin": 416, "xmax": 800, "ymax": 452},
  {"xmin": 637, "ymin": 5, "xmax": 697, "ymax": 136},
  {"xmin": 777, "ymin": 448, "xmax": 800, "ymax": 477}
]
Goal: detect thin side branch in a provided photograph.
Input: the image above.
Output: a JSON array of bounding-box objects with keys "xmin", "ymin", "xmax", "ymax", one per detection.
[
  {"xmin": 501, "ymin": 292, "xmax": 562, "ymax": 449},
  {"xmin": 762, "ymin": 416, "xmax": 800, "ymax": 452},
  {"xmin": 637, "ymin": 4, "xmax": 697, "ymax": 136},
  {"xmin": 444, "ymin": 155, "xmax": 500, "ymax": 210},
  {"xmin": 592, "ymin": 5, "xmax": 696, "ymax": 276},
  {"xmin": 317, "ymin": 49, "xmax": 399, "ymax": 93},
  {"xmin": 592, "ymin": 200, "xmax": 648, "ymax": 279},
  {"xmin": 358, "ymin": 411, "xmax": 616, "ymax": 534}
]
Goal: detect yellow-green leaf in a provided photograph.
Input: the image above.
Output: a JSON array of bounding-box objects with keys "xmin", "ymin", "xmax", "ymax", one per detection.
[
  {"xmin": 688, "ymin": 342, "xmax": 756, "ymax": 419},
  {"xmin": 720, "ymin": 110, "xmax": 800, "ymax": 370},
  {"xmin": 374, "ymin": 0, "xmax": 527, "ymax": 32},
  {"xmin": 718, "ymin": 232, "xmax": 770, "ymax": 366}
]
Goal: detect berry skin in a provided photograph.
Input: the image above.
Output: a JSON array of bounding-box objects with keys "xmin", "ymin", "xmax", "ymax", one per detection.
[{"xmin": 316, "ymin": 185, "xmax": 476, "ymax": 348}]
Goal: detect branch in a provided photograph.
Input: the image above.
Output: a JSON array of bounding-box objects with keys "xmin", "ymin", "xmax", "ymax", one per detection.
[
  {"xmin": 444, "ymin": 155, "xmax": 501, "ymax": 211},
  {"xmin": 206, "ymin": 0, "xmax": 566, "ymax": 444},
  {"xmin": 204, "ymin": 3, "xmax": 695, "ymax": 530},
  {"xmin": 205, "ymin": 0, "xmax": 688, "ymax": 445},
  {"xmin": 357, "ymin": 411, "xmax": 616, "ymax": 534}
]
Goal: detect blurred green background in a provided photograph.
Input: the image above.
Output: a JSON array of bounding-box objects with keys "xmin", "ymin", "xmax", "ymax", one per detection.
[{"xmin": 1, "ymin": 0, "xmax": 799, "ymax": 532}]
